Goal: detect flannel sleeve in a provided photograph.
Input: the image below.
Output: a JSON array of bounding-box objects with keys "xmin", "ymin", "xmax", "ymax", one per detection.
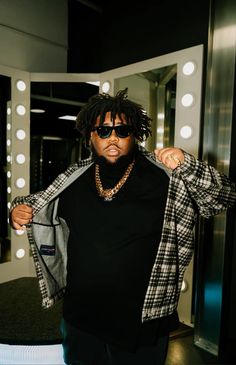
[{"xmin": 176, "ymin": 152, "xmax": 236, "ymax": 218}]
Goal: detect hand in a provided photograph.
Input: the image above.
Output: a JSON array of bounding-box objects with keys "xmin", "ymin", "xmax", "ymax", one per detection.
[
  {"xmin": 154, "ymin": 147, "xmax": 185, "ymax": 170},
  {"xmin": 11, "ymin": 204, "xmax": 33, "ymax": 230}
]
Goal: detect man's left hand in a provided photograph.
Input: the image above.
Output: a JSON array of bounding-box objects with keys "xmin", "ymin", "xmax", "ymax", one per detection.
[{"xmin": 154, "ymin": 147, "xmax": 185, "ymax": 170}]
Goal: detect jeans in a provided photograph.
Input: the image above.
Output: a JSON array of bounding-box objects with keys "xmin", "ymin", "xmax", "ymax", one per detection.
[{"xmin": 61, "ymin": 319, "xmax": 169, "ymax": 365}]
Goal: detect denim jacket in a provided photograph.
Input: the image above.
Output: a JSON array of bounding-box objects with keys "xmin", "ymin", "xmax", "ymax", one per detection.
[{"xmin": 11, "ymin": 148, "xmax": 236, "ymax": 322}]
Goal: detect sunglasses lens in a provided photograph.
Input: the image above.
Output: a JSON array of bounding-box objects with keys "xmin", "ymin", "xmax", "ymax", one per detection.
[
  {"xmin": 116, "ymin": 126, "xmax": 131, "ymax": 138},
  {"xmin": 95, "ymin": 125, "xmax": 132, "ymax": 138},
  {"xmin": 96, "ymin": 126, "xmax": 111, "ymax": 138}
]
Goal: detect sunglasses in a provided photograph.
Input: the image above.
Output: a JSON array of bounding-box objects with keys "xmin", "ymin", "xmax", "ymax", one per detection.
[{"xmin": 92, "ymin": 125, "xmax": 133, "ymax": 139}]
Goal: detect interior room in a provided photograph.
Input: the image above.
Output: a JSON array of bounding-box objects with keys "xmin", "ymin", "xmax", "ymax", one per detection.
[{"xmin": 0, "ymin": 0, "xmax": 236, "ymax": 364}]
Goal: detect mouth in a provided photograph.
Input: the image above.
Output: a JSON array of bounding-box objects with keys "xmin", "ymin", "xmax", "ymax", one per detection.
[{"xmin": 105, "ymin": 145, "xmax": 120, "ymax": 156}]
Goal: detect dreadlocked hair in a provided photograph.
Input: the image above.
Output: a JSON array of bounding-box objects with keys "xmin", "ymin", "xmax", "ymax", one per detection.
[{"xmin": 76, "ymin": 88, "xmax": 152, "ymax": 146}]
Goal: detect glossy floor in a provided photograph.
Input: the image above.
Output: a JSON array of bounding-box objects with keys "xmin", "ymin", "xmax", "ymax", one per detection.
[{"xmin": 166, "ymin": 335, "xmax": 232, "ymax": 365}]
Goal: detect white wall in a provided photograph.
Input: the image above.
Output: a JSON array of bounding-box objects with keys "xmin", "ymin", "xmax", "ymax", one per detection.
[{"xmin": 0, "ymin": 0, "xmax": 68, "ymax": 72}]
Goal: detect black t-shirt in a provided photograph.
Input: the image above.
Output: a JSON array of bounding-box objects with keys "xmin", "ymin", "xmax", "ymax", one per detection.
[{"xmin": 58, "ymin": 151, "xmax": 179, "ymax": 351}]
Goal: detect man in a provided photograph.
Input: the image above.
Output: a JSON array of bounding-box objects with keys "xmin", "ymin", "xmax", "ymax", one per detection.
[{"xmin": 10, "ymin": 90, "xmax": 236, "ymax": 365}]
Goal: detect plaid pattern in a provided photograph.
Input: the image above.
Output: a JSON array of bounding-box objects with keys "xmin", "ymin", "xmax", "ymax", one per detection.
[{"xmin": 11, "ymin": 148, "xmax": 236, "ymax": 321}]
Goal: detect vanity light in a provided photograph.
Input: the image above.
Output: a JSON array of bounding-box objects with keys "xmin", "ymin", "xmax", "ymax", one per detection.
[
  {"xmin": 180, "ymin": 125, "xmax": 193, "ymax": 139},
  {"xmin": 7, "ymin": 187, "xmax": 11, "ymax": 194},
  {"xmin": 157, "ymin": 127, "xmax": 164, "ymax": 134},
  {"xmin": 15, "ymin": 153, "xmax": 26, "ymax": 164},
  {"xmin": 7, "ymin": 123, "xmax": 11, "ymax": 131},
  {"xmin": 6, "ymin": 139, "xmax": 11, "ymax": 147},
  {"xmin": 15, "ymin": 177, "xmax": 26, "ymax": 188},
  {"xmin": 7, "ymin": 106, "xmax": 11, "ymax": 115},
  {"xmin": 16, "ymin": 104, "xmax": 26, "ymax": 116},
  {"xmin": 15, "ymin": 229, "xmax": 25, "ymax": 236},
  {"xmin": 182, "ymin": 61, "xmax": 196, "ymax": 76},
  {"xmin": 7, "ymin": 155, "xmax": 12, "ymax": 163},
  {"xmin": 7, "ymin": 202, "xmax": 11, "ymax": 209},
  {"xmin": 101, "ymin": 81, "xmax": 111, "ymax": 93},
  {"xmin": 181, "ymin": 93, "xmax": 194, "ymax": 107},
  {"xmin": 157, "ymin": 112, "xmax": 165, "ymax": 120},
  {"xmin": 15, "ymin": 248, "xmax": 25, "ymax": 259},
  {"xmin": 16, "ymin": 129, "xmax": 26, "ymax": 140},
  {"xmin": 7, "ymin": 171, "xmax": 11, "ymax": 178},
  {"xmin": 16, "ymin": 80, "xmax": 26, "ymax": 92}
]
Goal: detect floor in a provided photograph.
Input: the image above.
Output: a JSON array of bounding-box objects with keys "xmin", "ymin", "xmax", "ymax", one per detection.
[
  {"xmin": 166, "ymin": 334, "xmax": 232, "ymax": 365},
  {"xmin": 0, "ymin": 324, "xmax": 234, "ymax": 365}
]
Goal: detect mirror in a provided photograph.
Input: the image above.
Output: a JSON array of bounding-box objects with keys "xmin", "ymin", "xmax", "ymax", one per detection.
[
  {"xmin": 30, "ymin": 81, "xmax": 99, "ymax": 192},
  {"xmin": 100, "ymin": 44, "xmax": 203, "ymax": 157},
  {"xmin": 113, "ymin": 65, "xmax": 177, "ymax": 150}
]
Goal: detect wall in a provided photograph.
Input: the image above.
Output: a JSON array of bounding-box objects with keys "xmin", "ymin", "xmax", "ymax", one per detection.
[{"xmin": 0, "ymin": 0, "xmax": 68, "ymax": 72}]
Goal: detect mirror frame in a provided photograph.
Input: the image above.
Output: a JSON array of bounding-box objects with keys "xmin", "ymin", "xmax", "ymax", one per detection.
[
  {"xmin": 0, "ymin": 45, "xmax": 203, "ymax": 285},
  {"xmin": 100, "ymin": 44, "xmax": 203, "ymax": 157}
]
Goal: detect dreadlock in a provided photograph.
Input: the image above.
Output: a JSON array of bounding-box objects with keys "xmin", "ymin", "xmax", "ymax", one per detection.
[{"xmin": 76, "ymin": 89, "xmax": 152, "ymax": 146}]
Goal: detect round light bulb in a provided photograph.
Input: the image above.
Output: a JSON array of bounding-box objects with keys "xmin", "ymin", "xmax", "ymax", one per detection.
[
  {"xmin": 182, "ymin": 61, "xmax": 196, "ymax": 76},
  {"xmin": 181, "ymin": 93, "xmax": 194, "ymax": 107},
  {"xmin": 16, "ymin": 80, "xmax": 26, "ymax": 91},
  {"xmin": 180, "ymin": 125, "xmax": 193, "ymax": 139},
  {"xmin": 16, "ymin": 129, "xmax": 26, "ymax": 140},
  {"xmin": 16, "ymin": 248, "xmax": 25, "ymax": 259},
  {"xmin": 16, "ymin": 105, "xmax": 26, "ymax": 116},
  {"xmin": 7, "ymin": 171, "xmax": 11, "ymax": 178},
  {"xmin": 15, "ymin": 177, "xmax": 26, "ymax": 188},
  {"xmin": 6, "ymin": 139, "xmax": 11, "ymax": 146},
  {"xmin": 15, "ymin": 229, "xmax": 25, "ymax": 236},
  {"xmin": 15, "ymin": 153, "xmax": 26, "ymax": 164},
  {"xmin": 7, "ymin": 187, "xmax": 11, "ymax": 194},
  {"xmin": 7, "ymin": 123, "xmax": 11, "ymax": 131},
  {"xmin": 7, "ymin": 155, "xmax": 12, "ymax": 163},
  {"xmin": 101, "ymin": 81, "xmax": 111, "ymax": 93},
  {"xmin": 7, "ymin": 107, "xmax": 11, "ymax": 115}
]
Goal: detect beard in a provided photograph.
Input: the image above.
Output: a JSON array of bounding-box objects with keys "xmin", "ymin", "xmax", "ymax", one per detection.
[{"xmin": 91, "ymin": 144, "xmax": 137, "ymax": 169}]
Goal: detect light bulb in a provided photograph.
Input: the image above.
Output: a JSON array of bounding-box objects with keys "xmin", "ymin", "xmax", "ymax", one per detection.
[
  {"xmin": 16, "ymin": 80, "xmax": 26, "ymax": 91},
  {"xmin": 182, "ymin": 61, "xmax": 196, "ymax": 76},
  {"xmin": 15, "ymin": 177, "xmax": 26, "ymax": 188},
  {"xmin": 101, "ymin": 81, "xmax": 111, "ymax": 93},
  {"xmin": 16, "ymin": 129, "xmax": 26, "ymax": 140},
  {"xmin": 181, "ymin": 93, "xmax": 194, "ymax": 107},
  {"xmin": 16, "ymin": 105, "xmax": 26, "ymax": 116},
  {"xmin": 15, "ymin": 248, "xmax": 25, "ymax": 259},
  {"xmin": 180, "ymin": 125, "xmax": 193, "ymax": 139},
  {"xmin": 15, "ymin": 154, "xmax": 26, "ymax": 164}
]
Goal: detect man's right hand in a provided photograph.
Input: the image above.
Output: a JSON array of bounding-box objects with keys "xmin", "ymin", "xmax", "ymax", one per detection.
[{"xmin": 11, "ymin": 204, "xmax": 33, "ymax": 230}]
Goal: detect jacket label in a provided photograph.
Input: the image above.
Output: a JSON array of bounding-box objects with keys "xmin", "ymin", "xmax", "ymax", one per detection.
[{"xmin": 40, "ymin": 245, "xmax": 56, "ymax": 256}]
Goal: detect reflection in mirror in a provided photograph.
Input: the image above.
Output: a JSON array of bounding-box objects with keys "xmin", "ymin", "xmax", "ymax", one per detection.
[
  {"xmin": 101, "ymin": 45, "xmax": 203, "ymax": 159},
  {"xmin": 114, "ymin": 65, "xmax": 177, "ymax": 150},
  {"xmin": 30, "ymin": 82, "xmax": 99, "ymax": 193},
  {"xmin": 0, "ymin": 75, "xmax": 11, "ymax": 263}
]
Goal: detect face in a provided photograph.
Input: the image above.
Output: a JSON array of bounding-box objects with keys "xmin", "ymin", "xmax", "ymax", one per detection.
[{"xmin": 90, "ymin": 112, "xmax": 135, "ymax": 164}]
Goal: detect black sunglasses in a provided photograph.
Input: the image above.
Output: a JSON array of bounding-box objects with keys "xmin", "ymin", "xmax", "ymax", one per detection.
[{"xmin": 92, "ymin": 125, "xmax": 133, "ymax": 139}]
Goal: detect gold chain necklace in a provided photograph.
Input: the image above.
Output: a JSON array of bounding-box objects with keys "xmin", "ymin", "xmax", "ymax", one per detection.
[{"xmin": 95, "ymin": 160, "xmax": 135, "ymax": 202}]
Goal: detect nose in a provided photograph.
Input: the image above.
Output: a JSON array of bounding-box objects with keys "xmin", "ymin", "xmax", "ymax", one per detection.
[{"xmin": 108, "ymin": 128, "xmax": 119, "ymax": 140}]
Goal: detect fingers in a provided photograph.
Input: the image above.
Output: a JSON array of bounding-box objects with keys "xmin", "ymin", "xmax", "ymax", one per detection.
[
  {"xmin": 11, "ymin": 204, "xmax": 33, "ymax": 229},
  {"xmin": 154, "ymin": 147, "xmax": 185, "ymax": 170}
]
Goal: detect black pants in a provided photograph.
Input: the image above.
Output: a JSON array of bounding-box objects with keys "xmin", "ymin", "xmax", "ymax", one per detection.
[{"xmin": 61, "ymin": 319, "xmax": 169, "ymax": 365}]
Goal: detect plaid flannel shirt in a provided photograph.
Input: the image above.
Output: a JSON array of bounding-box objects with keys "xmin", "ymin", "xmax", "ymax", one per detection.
[{"xmin": 11, "ymin": 147, "xmax": 236, "ymax": 322}]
